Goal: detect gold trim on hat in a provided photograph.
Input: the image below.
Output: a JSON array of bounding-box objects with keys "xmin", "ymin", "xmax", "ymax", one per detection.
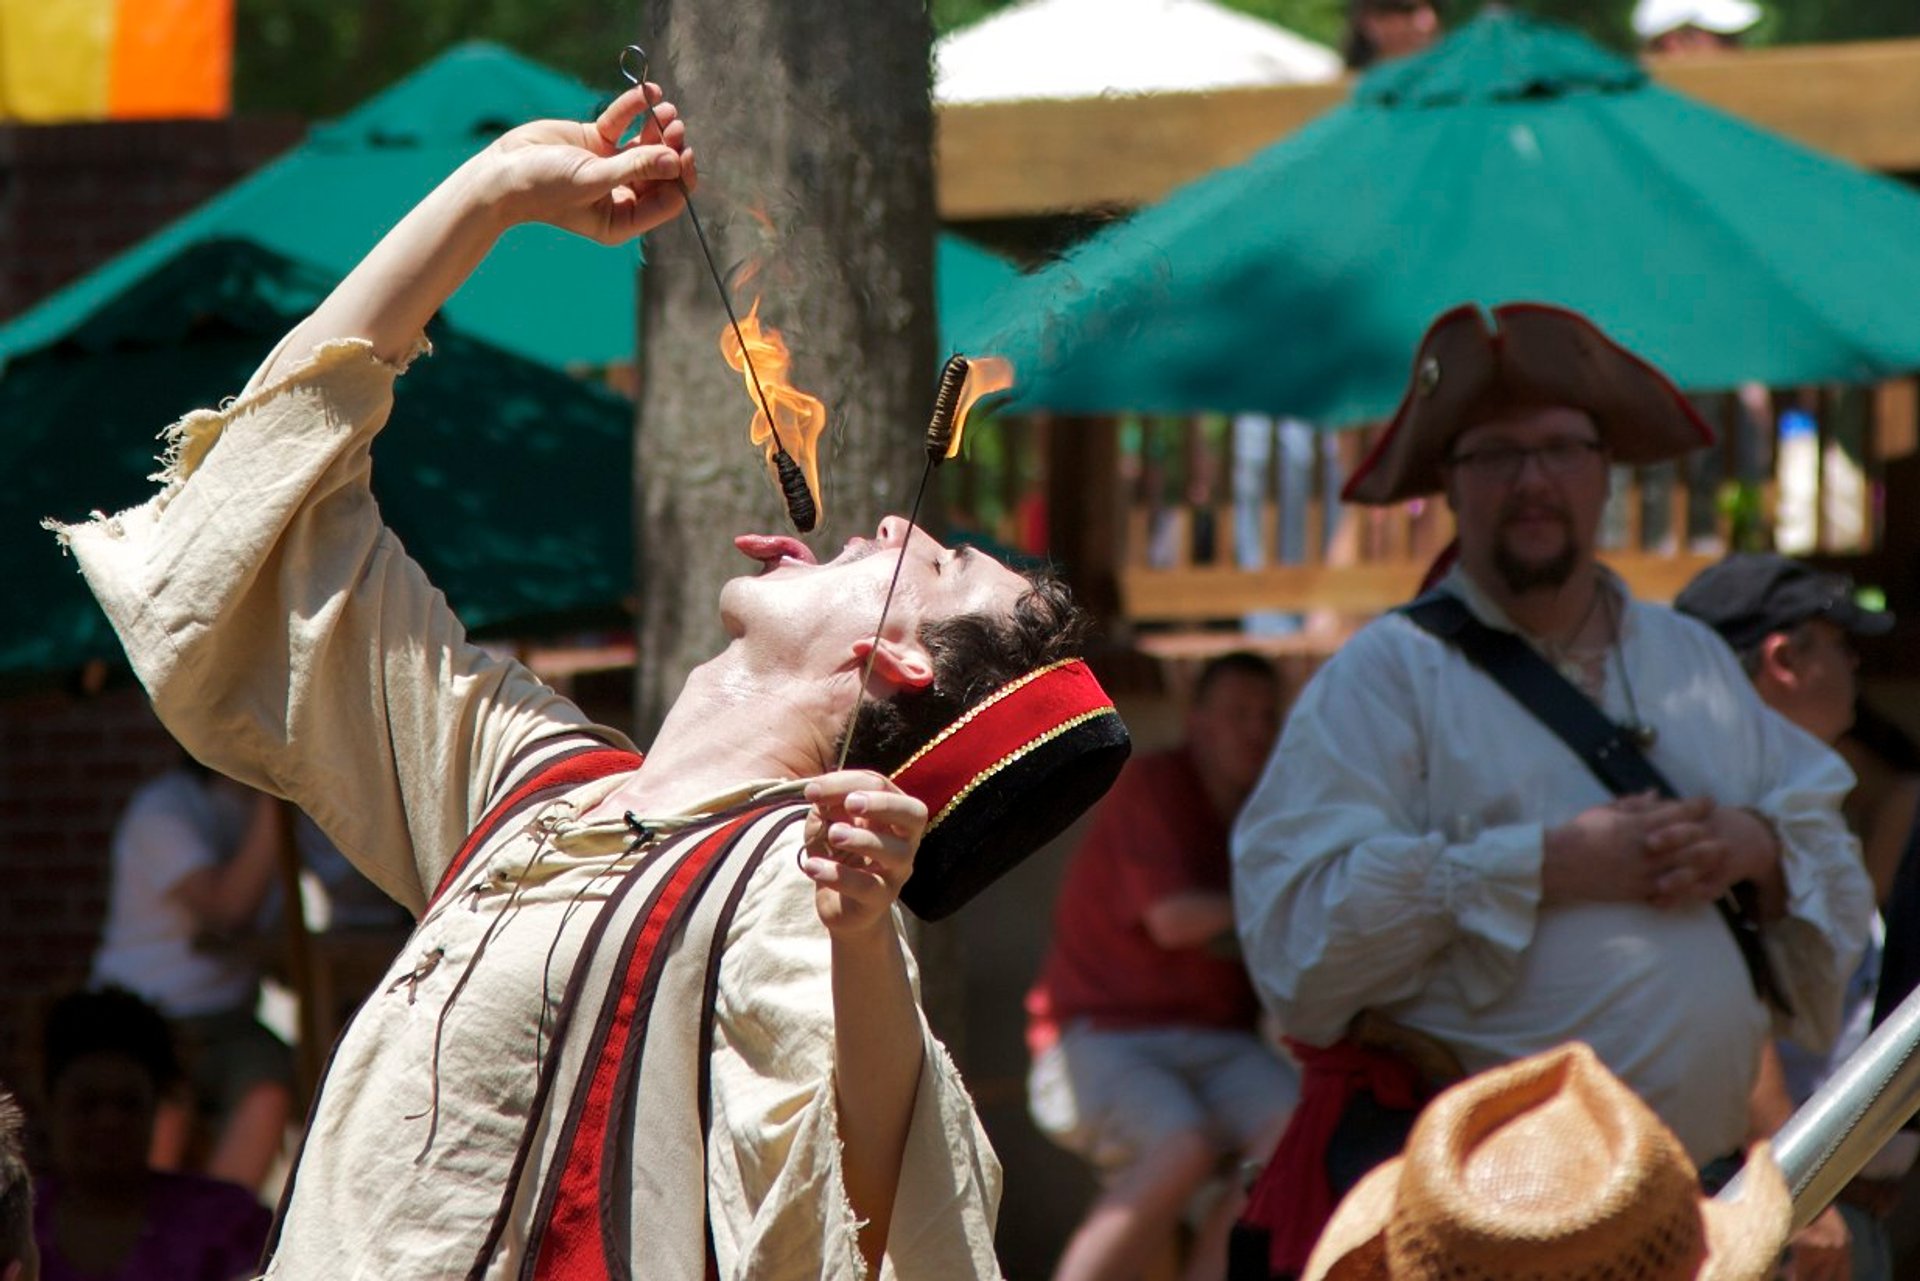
[
  {"xmin": 889, "ymin": 655, "xmax": 1085, "ymax": 780},
  {"xmin": 924, "ymin": 706, "xmax": 1121, "ymax": 832}
]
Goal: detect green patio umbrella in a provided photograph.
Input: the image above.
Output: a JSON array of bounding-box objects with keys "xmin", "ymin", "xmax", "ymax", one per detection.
[
  {"xmin": 5, "ymin": 239, "xmax": 638, "ymax": 682},
  {"xmin": 965, "ymin": 10, "xmax": 1920, "ymax": 425}
]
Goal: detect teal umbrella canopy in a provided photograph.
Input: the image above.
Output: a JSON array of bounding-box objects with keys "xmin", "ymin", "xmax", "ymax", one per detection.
[
  {"xmin": 6, "ymin": 240, "xmax": 637, "ymax": 681},
  {"xmin": 0, "ymin": 42, "xmax": 629, "ymax": 372},
  {"xmin": 967, "ymin": 11, "xmax": 1920, "ymax": 425}
]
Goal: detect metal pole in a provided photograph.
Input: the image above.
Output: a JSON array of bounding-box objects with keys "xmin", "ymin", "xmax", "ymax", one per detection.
[{"xmin": 1719, "ymin": 981, "xmax": 1920, "ymax": 1230}]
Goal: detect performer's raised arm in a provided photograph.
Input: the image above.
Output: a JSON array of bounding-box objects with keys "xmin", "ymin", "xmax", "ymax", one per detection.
[
  {"xmin": 52, "ymin": 85, "xmax": 694, "ymax": 912},
  {"xmin": 262, "ymin": 82, "xmax": 691, "ymax": 380}
]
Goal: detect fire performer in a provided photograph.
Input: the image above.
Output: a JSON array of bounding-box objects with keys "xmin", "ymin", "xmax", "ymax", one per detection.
[{"xmin": 48, "ymin": 84, "xmax": 1128, "ymax": 1279}]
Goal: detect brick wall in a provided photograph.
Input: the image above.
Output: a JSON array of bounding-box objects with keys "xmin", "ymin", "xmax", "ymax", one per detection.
[
  {"xmin": 0, "ymin": 116, "xmax": 303, "ymax": 323},
  {"xmin": 0, "ymin": 117, "xmax": 303, "ymax": 1095},
  {"xmin": 0, "ymin": 686, "xmax": 175, "ymax": 1094}
]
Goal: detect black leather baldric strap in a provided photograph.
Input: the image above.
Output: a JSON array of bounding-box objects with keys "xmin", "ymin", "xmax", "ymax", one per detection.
[{"xmin": 1399, "ymin": 590, "xmax": 1791, "ymax": 1015}]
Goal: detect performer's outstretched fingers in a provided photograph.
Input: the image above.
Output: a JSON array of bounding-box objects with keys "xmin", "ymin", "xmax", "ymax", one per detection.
[
  {"xmin": 594, "ymin": 80, "xmax": 664, "ymax": 149},
  {"xmin": 627, "ymin": 101, "xmax": 680, "ymax": 150}
]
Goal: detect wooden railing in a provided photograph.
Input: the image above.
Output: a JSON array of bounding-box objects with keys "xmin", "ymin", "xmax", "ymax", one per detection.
[{"xmin": 945, "ymin": 382, "xmax": 1919, "ymax": 641}]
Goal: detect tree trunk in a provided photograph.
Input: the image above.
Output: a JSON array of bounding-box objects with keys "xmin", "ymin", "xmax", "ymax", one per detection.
[{"xmin": 634, "ymin": 0, "xmax": 935, "ymax": 739}]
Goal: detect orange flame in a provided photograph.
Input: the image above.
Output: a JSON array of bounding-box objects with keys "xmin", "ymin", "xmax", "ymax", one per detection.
[
  {"xmin": 941, "ymin": 356, "xmax": 1015, "ymax": 462},
  {"xmin": 719, "ymin": 299, "xmax": 828, "ymax": 522}
]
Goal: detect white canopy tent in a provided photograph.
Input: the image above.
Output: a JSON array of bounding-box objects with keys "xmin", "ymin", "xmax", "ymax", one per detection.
[{"xmin": 935, "ymin": 0, "xmax": 1342, "ymax": 104}]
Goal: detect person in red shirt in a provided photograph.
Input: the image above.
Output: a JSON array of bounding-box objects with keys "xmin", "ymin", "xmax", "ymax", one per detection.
[{"xmin": 1029, "ymin": 652, "xmax": 1297, "ymax": 1281}]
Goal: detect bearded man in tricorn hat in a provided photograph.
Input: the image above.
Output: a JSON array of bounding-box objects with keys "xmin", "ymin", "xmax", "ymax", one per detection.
[{"xmin": 1227, "ymin": 303, "xmax": 1872, "ymax": 1279}]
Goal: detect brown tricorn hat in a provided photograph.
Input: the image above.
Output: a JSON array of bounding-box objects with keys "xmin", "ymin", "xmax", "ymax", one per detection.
[{"xmin": 1342, "ymin": 303, "xmax": 1715, "ymax": 506}]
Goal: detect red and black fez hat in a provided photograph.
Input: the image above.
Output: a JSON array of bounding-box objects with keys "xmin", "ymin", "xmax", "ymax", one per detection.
[{"xmin": 893, "ymin": 657, "xmax": 1130, "ymax": 920}]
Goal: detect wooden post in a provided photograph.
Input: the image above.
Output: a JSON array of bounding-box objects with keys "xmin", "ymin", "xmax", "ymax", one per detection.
[{"xmin": 1047, "ymin": 417, "xmax": 1125, "ymax": 625}]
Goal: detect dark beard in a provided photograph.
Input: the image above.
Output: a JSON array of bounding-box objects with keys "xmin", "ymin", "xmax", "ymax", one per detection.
[{"xmin": 1492, "ymin": 513, "xmax": 1577, "ymax": 594}]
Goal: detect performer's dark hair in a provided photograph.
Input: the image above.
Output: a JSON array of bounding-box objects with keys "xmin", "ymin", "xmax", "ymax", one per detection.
[
  {"xmin": 844, "ymin": 572, "xmax": 1089, "ymax": 772},
  {"xmin": 0, "ymin": 1088, "xmax": 29, "ymax": 1271},
  {"xmin": 1194, "ymin": 650, "xmax": 1278, "ymax": 704},
  {"xmin": 43, "ymin": 985, "xmax": 183, "ymax": 1098}
]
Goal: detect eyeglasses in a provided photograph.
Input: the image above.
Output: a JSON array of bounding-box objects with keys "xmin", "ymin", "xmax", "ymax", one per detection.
[{"xmin": 1445, "ymin": 439, "xmax": 1604, "ymax": 484}]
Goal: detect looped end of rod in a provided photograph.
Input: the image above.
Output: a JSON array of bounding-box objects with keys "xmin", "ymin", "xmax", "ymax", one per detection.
[{"xmin": 619, "ymin": 45, "xmax": 650, "ymax": 87}]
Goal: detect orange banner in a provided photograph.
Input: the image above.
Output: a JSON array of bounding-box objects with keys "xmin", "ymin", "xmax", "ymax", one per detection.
[
  {"xmin": 108, "ymin": 0, "xmax": 231, "ymax": 119},
  {"xmin": 0, "ymin": 0, "xmax": 230, "ymax": 122}
]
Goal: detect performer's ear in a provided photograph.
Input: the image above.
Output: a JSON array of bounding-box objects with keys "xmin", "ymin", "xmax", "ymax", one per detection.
[{"xmin": 852, "ymin": 636, "xmax": 935, "ymax": 692}]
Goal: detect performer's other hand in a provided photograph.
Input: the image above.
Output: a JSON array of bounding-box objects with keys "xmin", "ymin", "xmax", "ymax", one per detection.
[
  {"xmin": 801, "ymin": 770, "xmax": 925, "ymax": 939},
  {"xmin": 484, "ymin": 81, "xmax": 696, "ymax": 244}
]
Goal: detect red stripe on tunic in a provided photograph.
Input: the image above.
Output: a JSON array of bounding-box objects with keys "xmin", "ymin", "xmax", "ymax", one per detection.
[
  {"xmin": 532, "ymin": 810, "xmax": 759, "ymax": 1281},
  {"xmin": 430, "ymin": 746, "xmax": 643, "ymax": 907}
]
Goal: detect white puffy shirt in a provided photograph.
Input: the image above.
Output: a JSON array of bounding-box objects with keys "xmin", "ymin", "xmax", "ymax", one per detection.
[{"xmin": 1231, "ymin": 570, "xmax": 1874, "ymax": 1163}]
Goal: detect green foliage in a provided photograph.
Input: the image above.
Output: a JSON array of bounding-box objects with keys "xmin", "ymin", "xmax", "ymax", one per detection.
[
  {"xmin": 234, "ymin": 0, "xmax": 631, "ymax": 116},
  {"xmin": 238, "ymin": 0, "xmax": 1920, "ymax": 118}
]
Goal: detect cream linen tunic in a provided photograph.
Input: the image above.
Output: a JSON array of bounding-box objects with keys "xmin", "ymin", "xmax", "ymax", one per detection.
[
  {"xmin": 1231, "ymin": 569, "xmax": 1874, "ymax": 1164},
  {"xmin": 51, "ymin": 340, "xmax": 1003, "ymax": 1280}
]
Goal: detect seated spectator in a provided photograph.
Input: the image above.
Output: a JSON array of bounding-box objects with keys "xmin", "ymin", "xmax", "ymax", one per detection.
[
  {"xmin": 1301, "ymin": 1042, "xmax": 1790, "ymax": 1281},
  {"xmin": 91, "ymin": 747, "xmax": 294, "ymax": 1191},
  {"xmin": 34, "ymin": 988, "xmax": 270, "ymax": 1281},
  {"xmin": 1029, "ymin": 652, "xmax": 1299, "ymax": 1281},
  {"xmin": 1676, "ymin": 553, "xmax": 1906, "ymax": 1281},
  {"xmin": 1633, "ymin": 0, "xmax": 1760, "ymax": 56},
  {"xmin": 1343, "ymin": 0, "xmax": 1442, "ymax": 71},
  {"xmin": 0, "ymin": 1089, "xmax": 36, "ymax": 1281}
]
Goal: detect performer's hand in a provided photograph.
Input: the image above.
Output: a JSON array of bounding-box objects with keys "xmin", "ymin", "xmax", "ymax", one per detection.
[
  {"xmin": 801, "ymin": 771, "xmax": 926, "ymax": 939},
  {"xmin": 482, "ymin": 81, "xmax": 695, "ymax": 244}
]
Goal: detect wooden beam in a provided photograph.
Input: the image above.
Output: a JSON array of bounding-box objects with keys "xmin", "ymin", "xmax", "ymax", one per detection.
[
  {"xmin": 1119, "ymin": 552, "xmax": 1721, "ymax": 620},
  {"xmin": 936, "ymin": 37, "xmax": 1920, "ymax": 220},
  {"xmin": 1652, "ymin": 38, "xmax": 1920, "ymax": 175},
  {"xmin": 936, "ymin": 82, "xmax": 1345, "ymax": 220}
]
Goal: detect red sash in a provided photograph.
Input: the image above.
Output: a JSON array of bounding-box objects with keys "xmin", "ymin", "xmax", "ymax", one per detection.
[{"xmin": 1237, "ymin": 1038, "xmax": 1425, "ymax": 1277}]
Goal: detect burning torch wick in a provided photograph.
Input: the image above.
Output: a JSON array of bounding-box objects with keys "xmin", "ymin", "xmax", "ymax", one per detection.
[
  {"xmin": 833, "ymin": 355, "xmax": 974, "ymax": 771},
  {"xmin": 621, "ymin": 44, "xmax": 815, "ymax": 533}
]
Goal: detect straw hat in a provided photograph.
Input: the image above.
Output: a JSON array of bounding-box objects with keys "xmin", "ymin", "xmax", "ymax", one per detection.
[
  {"xmin": 1303, "ymin": 1043, "xmax": 1790, "ymax": 1281},
  {"xmin": 1342, "ymin": 303, "xmax": 1713, "ymax": 506}
]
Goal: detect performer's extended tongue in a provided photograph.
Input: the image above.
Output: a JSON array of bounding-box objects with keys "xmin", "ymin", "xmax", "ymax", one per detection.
[{"xmin": 735, "ymin": 533, "xmax": 817, "ymax": 572}]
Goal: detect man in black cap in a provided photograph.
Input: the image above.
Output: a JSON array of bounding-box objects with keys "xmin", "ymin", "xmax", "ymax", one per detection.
[
  {"xmin": 1677, "ymin": 553, "xmax": 1904, "ymax": 1281},
  {"xmin": 1676, "ymin": 554, "xmax": 1892, "ymax": 745},
  {"xmin": 1230, "ymin": 303, "xmax": 1872, "ymax": 1279}
]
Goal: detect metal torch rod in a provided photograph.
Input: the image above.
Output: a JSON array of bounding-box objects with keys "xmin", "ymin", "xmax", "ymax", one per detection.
[
  {"xmin": 621, "ymin": 46, "xmax": 814, "ymax": 530},
  {"xmin": 1717, "ymin": 979, "xmax": 1920, "ymax": 1229}
]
